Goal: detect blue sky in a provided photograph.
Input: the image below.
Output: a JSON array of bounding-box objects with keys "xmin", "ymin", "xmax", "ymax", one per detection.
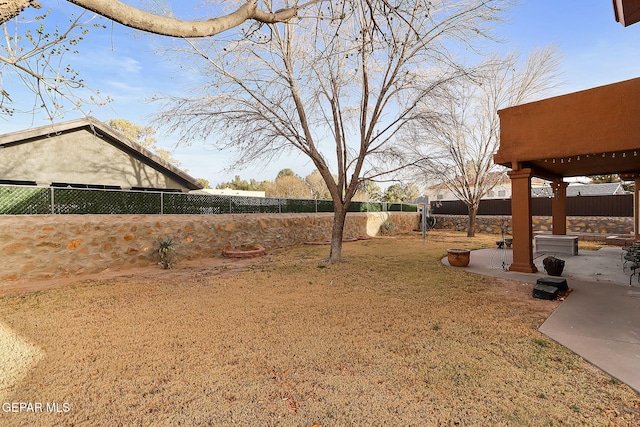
[{"xmin": 3, "ymin": 0, "xmax": 640, "ymax": 187}]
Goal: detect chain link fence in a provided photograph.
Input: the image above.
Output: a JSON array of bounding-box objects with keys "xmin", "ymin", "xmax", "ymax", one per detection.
[{"xmin": 0, "ymin": 185, "xmax": 418, "ymax": 215}]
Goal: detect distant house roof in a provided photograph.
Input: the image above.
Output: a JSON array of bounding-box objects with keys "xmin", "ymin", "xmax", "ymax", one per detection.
[
  {"xmin": 192, "ymin": 188, "xmax": 266, "ymax": 198},
  {"xmin": 566, "ymin": 183, "xmax": 627, "ymax": 197},
  {"xmin": 0, "ymin": 116, "xmax": 203, "ymax": 191},
  {"xmin": 532, "ymin": 182, "xmax": 627, "ymax": 198}
]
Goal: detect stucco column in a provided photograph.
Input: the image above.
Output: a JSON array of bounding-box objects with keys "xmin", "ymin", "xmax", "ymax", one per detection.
[
  {"xmin": 508, "ymin": 168, "xmax": 537, "ymax": 273},
  {"xmin": 551, "ymin": 180, "xmax": 569, "ymax": 235}
]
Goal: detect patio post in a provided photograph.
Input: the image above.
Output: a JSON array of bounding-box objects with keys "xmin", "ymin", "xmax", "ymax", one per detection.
[
  {"xmin": 551, "ymin": 180, "xmax": 569, "ymax": 235},
  {"xmin": 508, "ymin": 167, "xmax": 537, "ymax": 273}
]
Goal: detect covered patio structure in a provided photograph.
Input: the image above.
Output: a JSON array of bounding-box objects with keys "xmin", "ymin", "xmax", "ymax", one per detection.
[{"xmin": 494, "ymin": 77, "xmax": 640, "ymax": 273}]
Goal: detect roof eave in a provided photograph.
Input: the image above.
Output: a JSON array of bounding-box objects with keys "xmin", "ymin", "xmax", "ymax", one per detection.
[{"xmin": 0, "ymin": 116, "xmax": 204, "ymax": 191}]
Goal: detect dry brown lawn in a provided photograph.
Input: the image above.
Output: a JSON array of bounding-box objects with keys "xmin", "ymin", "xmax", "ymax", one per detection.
[{"xmin": 0, "ymin": 231, "xmax": 638, "ymax": 426}]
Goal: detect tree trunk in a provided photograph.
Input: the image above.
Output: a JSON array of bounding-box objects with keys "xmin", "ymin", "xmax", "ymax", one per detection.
[
  {"xmin": 466, "ymin": 204, "xmax": 477, "ymax": 237},
  {"xmin": 329, "ymin": 205, "xmax": 348, "ymax": 263}
]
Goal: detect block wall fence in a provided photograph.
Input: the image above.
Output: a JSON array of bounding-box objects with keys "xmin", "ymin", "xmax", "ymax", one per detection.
[
  {"xmin": 0, "ymin": 212, "xmax": 420, "ymax": 283},
  {"xmin": 433, "ymin": 215, "xmax": 634, "ymax": 236},
  {"xmin": 1, "ymin": 213, "xmax": 630, "ymax": 284}
]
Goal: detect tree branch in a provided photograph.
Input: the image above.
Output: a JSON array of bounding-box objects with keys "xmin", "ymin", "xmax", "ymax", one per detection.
[
  {"xmin": 0, "ymin": 0, "xmax": 39, "ymax": 24},
  {"xmin": 63, "ymin": 0, "xmax": 313, "ymax": 37}
]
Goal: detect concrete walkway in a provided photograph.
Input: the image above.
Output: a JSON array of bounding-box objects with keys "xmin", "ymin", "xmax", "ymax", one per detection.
[{"xmin": 443, "ymin": 246, "xmax": 640, "ymax": 393}]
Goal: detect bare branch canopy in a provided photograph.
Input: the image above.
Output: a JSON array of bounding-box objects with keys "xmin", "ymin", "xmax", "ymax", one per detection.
[{"xmin": 1, "ymin": 0, "xmax": 317, "ymax": 36}]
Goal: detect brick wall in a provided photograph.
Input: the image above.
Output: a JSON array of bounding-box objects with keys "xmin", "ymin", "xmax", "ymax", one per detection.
[{"xmin": 0, "ymin": 212, "xmax": 420, "ymax": 283}]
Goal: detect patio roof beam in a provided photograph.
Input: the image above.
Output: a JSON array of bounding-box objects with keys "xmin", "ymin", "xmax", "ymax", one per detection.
[{"xmin": 613, "ymin": 0, "xmax": 640, "ymax": 27}]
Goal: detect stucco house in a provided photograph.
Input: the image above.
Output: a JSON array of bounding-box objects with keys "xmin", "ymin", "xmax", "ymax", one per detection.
[
  {"xmin": 0, "ymin": 117, "xmax": 202, "ymax": 192},
  {"xmin": 429, "ymin": 173, "xmax": 627, "ymax": 202},
  {"xmin": 426, "ymin": 172, "xmax": 548, "ymax": 202},
  {"xmin": 425, "ymin": 172, "xmax": 507, "ymax": 202}
]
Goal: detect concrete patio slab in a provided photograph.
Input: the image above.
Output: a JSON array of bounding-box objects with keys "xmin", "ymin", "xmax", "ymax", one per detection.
[{"xmin": 442, "ymin": 246, "xmax": 640, "ymax": 393}]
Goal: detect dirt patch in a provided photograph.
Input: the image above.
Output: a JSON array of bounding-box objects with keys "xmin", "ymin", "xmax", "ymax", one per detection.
[{"xmin": 0, "ymin": 231, "xmax": 637, "ymax": 426}]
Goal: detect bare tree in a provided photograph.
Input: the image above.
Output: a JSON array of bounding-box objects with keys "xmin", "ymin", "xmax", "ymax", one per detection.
[
  {"xmin": 409, "ymin": 46, "xmax": 562, "ymax": 236},
  {"xmin": 153, "ymin": 0, "xmax": 515, "ymax": 262}
]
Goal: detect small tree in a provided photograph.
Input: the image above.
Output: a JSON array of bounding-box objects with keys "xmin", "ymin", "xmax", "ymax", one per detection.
[
  {"xmin": 196, "ymin": 177, "xmax": 211, "ymax": 189},
  {"xmin": 217, "ymin": 175, "xmax": 252, "ymax": 190},
  {"xmin": 216, "ymin": 175, "xmax": 269, "ymax": 191},
  {"xmin": 268, "ymin": 174, "xmax": 312, "ymax": 199},
  {"xmin": 409, "ymin": 47, "xmax": 561, "ymax": 236},
  {"xmin": 383, "ymin": 183, "xmax": 420, "ymax": 203},
  {"xmin": 354, "ymin": 180, "xmax": 383, "ymax": 202},
  {"xmin": 306, "ymin": 169, "xmax": 331, "ymax": 200},
  {"xmin": 276, "ymin": 168, "xmax": 296, "ymax": 180}
]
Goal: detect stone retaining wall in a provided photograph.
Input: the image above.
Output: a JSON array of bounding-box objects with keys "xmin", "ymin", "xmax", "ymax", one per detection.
[
  {"xmin": 434, "ymin": 215, "xmax": 633, "ymax": 236},
  {"xmin": 0, "ymin": 212, "xmax": 420, "ymax": 283}
]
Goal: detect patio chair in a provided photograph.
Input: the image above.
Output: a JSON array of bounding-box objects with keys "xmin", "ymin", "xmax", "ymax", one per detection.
[
  {"xmin": 629, "ymin": 262, "xmax": 640, "ymax": 286},
  {"xmin": 622, "ymin": 244, "xmax": 640, "ymax": 272}
]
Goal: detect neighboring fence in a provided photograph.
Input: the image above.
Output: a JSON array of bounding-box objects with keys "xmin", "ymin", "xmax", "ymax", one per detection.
[
  {"xmin": 430, "ymin": 194, "xmax": 634, "ymax": 217},
  {"xmin": 433, "ymin": 214, "xmax": 634, "ymax": 237},
  {"xmin": 0, "ymin": 185, "xmax": 418, "ymax": 215}
]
